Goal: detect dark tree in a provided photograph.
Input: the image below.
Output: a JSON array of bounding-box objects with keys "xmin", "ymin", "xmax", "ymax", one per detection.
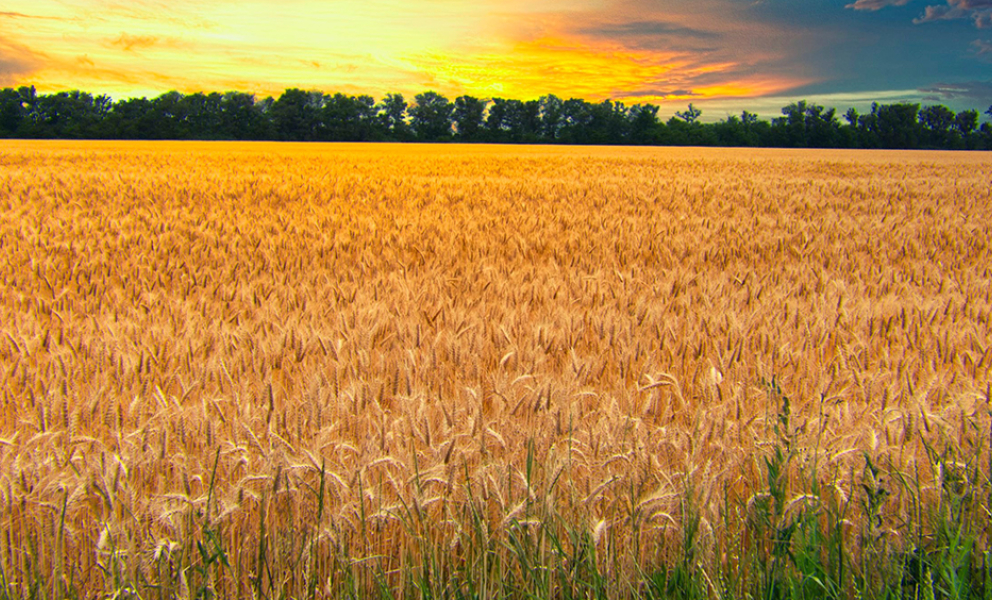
[
  {"xmin": 739, "ymin": 110, "xmax": 765, "ymax": 146},
  {"xmin": 8, "ymin": 86, "xmax": 39, "ymax": 137},
  {"xmin": 150, "ymin": 91, "xmax": 192, "ymax": 138},
  {"xmin": 1, "ymin": 85, "xmax": 988, "ymax": 149},
  {"xmin": 409, "ymin": 91, "xmax": 453, "ymax": 141},
  {"xmin": 107, "ymin": 97, "xmax": 159, "ymax": 138},
  {"xmin": 0, "ymin": 87, "xmax": 27, "ymax": 136},
  {"xmin": 489, "ymin": 99, "xmax": 541, "ymax": 143},
  {"xmin": 664, "ymin": 103, "xmax": 717, "ymax": 145},
  {"xmin": 485, "ymin": 98, "xmax": 512, "ymax": 142},
  {"xmin": 180, "ymin": 92, "xmax": 225, "ymax": 139},
  {"xmin": 954, "ymin": 109, "xmax": 978, "ymax": 135},
  {"xmin": 714, "ymin": 114, "xmax": 762, "ymax": 147},
  {"xmin": 270, "ymin": 88, "xmax": 325, "ymax": 141},
  {"xmin": 853, "ymin": 104, "xmax": 879, "ymax": 148},
  {"xmin": 627, "ymin": 104, "xmax": 661, "ymax": 144},
  {"xmin": 517, "ymin": 100, "xmax": 543, "ymax": 142},
  {"xmin": 586, "ymin": 100, "xmax": 628, "ymax": 144},
  {"xmin": 218, "ymin": 92, "xmax": 271, "ymax": 140},
  {"xmin": 377, "ymin": 93, "xmax": 409, "ymax": 140},
  {"xmin": 662, "ymin": 117, "xmax": 691, "ymax": 146},
  {"xmin": 354, "ymin": 95, "xmax": 378, "ymax": 140},
  {"xmin": 775, "ymin": 100, "xmax": 808, "ymax": 146},
  {"xmin": 453, "ymin": 95, "xmax": 487, "ymax": 141},
  {"xmin": 675, "ymin": 103, "xmax": 701, "ymax": 124},
  {"xmin": 322, "ymin": 92, "xmax": 355, "ymax": 140},
  {"xmin": 775, "ymin": 101, "xmax": 838, "ymax": 147},
  {"xmin": 875, "ymin": 103, "xmax": 921, "ymax": 149},
  {"xmin": 539, "ymin": 95, "xmax": 564, "ymax": 141},
  {"xmin": 29, "ymin": 90, "xmax": 111, "ymax": 138},
  {"xmin": 954, "ymin": 109, "xmax": 979, "ymax": 149},
  {"xmin": 323, "ymin": 93, "xmax": 376, "ymax": 141},
  {"xmin": 558, "ymin": 98, "xmax": 593, "ymax": 144},
  {"xmin": 714, "ymin": 114, "xmax": 745, "ymax": 146},
  {"xmin": 806, "ymin": 104, "xmax": 840, "ymax": 148},
  {"xmin": 919, "ymin": 104, "xmax": 956, "ymax": 148},
  {"xmin": 714, "ymin": 110, "xmax": 766, "ymax": 147},
  {"xmin": 981, "ymin": 121, "xmax": 992, "ymax": 150},
  {"xmin": 920, "ymin": 104, "xmax": 955, "ymax": 132}
]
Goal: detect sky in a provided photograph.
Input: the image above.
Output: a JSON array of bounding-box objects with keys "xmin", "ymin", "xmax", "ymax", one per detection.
[{"xmin": 1, "ymin": 0, "xmax": 990, "ymax": 119}]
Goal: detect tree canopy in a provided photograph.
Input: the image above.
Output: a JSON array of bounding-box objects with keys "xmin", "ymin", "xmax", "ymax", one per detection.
[{"xmin": 1, "ymin": 86, "xmax": 990, "ymax": 150}]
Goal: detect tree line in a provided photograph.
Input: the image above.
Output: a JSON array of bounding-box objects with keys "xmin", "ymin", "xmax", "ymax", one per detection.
[{"xmin": 2, "ymin": 86, "xmax": 991, "ymax": 150}]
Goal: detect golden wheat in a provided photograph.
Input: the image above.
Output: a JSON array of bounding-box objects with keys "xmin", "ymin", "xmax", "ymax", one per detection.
[{"xmin": 0, "ymin": 140, "xmax": 989, "ymax": 597}]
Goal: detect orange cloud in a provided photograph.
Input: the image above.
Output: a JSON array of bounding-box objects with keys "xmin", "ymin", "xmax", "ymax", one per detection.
[
  {"xmin": 408, "ymin": 36, "xmax": 686, "ymax": 99},
  {"xmin": 407, "ymin": 35, "xmax": 806, "ymax": 104},
  {"xmin": 3, "ymin": 0, "xmax": 815, "ymax": 104},
  {"xmin": 0, "ymin": 10, "xmax": 74, "ymax": 21},
  {"xmin": 108, "ymin": 33, "xmax": 160, "ymax": 52},
  {"xmin": 0, "ymin": 38, "xmax": 44, "ymax": 86},
  {"xmin": 625, "ymin": 79, "xmax": 810, "ymax": 106}
]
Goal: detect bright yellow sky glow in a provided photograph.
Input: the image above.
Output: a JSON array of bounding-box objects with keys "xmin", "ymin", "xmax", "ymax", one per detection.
[{"xmin": 0, "ymin": 0, "xmax": 811, "ymax": 104}]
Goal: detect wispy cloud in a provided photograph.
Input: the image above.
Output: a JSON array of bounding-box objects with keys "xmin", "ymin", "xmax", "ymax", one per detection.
[
  {"xmin": 846, "ymin": 0, "xmax": 992, "ymax": 27},
  {"xmin": 576, "ymin": 19, "xmax": 719, "ymax": 52},
  {"xmin": 973, "ymin": 38, "xmax": 992, "ymax": 56},
  {"xmin": 406, "ymin": 31, "xmax": 808, "ymax": 104},
  {"xmin": 107, "ymin": 33, "xmax": 161, "ymax": 51},
  {"xmin": 918, "ymin": 79, "xmax": 992, "ymax": 101},
  {"xmin": 845, "ymin": 0, "xmax": 913, "ymax": 11},
  {"xmin": 86, "ymin": 1, "xmax": 215, "ymax": 30},
  {"xmin": 406, "ymin": 36, "xmax": 688, "ymax": 100},
  {"xmin": 0, "ymin": 10, "xmax": 75, "ymax": 20},
  {"xmin": 685, "ymin": 88, "xmax": 928, "ymax": 120},
  {"xmin": 913, "ymin": 0, "xmax": 992, "ymax": 27},
  {"xmin": 461, "ymin": 0, "xmax": 820, "ymax": 103}
]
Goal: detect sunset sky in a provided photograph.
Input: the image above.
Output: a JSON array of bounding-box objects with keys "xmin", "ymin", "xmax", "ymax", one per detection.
[{"xmin": 1, "ymin": 0, "xmax": 990, "ymax": 117}]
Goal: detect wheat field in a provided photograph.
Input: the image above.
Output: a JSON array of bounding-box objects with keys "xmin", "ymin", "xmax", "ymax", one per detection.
[{"xmin": 0, "ymin": 140, "xmax": 990, "ymax": 599}]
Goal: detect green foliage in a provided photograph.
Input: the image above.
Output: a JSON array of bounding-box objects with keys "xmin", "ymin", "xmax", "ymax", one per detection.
[
  {"xmin": 409, "ymin": 91, "xmax": 455, "ymax": 141},
  {"xmin": 2, "ymin": 86, "xmax": 989, "ymax": 148}
]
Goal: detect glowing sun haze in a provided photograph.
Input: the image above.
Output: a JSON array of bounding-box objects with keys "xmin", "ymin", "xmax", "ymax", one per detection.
[{"xmin": 2, "ymin": 0, "xmax": 991, "ymax": 113}]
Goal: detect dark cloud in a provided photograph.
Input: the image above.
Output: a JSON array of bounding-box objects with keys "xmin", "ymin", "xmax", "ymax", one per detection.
[
  {"xmin": 971, "ymin": 38, "xmax": 992, "ymax": 56},
  {"xmin": 573, "ymin": 19, "xmax": 720, "ymax": 53},
  {"xmin": 913, "ymin": 0, "xmax": 992, "ymax": 27},
  {"xmin": 0, "ymin": 38, "xmax": 43, "ymax": 86},
  {"xmin": 108, "ymin": 33, "xmax": 160, "ymax": 51},
  {"xmin": 918, "ymin": 79, "xmax": 992, "ymax": 101},
  {"xmin": 624, "ymin": 88, "xmax": 697, "ymax": 98},
  {"xmin": 579, "ymin": 20, "xmax": 717, "ymax": 40},
  {"xmin": 844, "ymin": 0, "xmax": 992, "ymax": 27},
  {"xmin": 845, "ymin": 0, "xmax": 913, "ymax": 11}
]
